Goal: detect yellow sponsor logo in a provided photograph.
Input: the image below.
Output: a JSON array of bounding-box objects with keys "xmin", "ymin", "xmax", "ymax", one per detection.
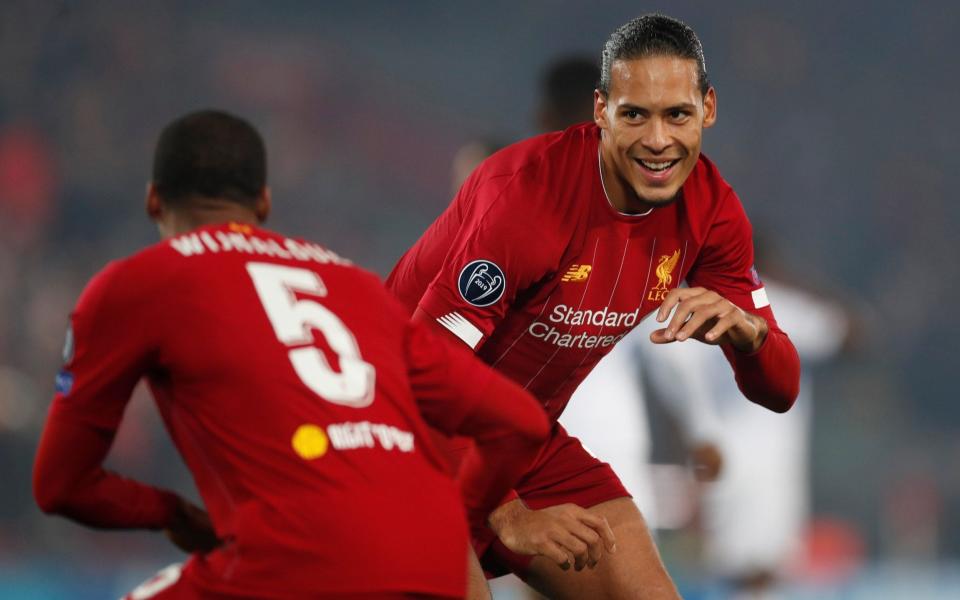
[
  {"xmin": 228, "ymin": 222, "xmax": 253, "ymax": 234},
  {"xmin": 561, "ymin": 264, "xmax": 592, "ymax": 282},
  {"xmin": 292, "ymin": 424, "xmax": 329, "ymax": 460},
  {"xmin": 647, "ymin": 249, "xmax": 680, "ymax": 302}
]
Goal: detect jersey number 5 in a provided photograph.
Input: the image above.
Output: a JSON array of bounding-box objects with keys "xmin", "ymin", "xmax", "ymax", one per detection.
[{"xmin": 247, "ymin": 262, "xmax": 375, "ymax": 407}]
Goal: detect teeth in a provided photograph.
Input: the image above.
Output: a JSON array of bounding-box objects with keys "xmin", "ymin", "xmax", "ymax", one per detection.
[{"xmin": 640, "ymin": 160, "xmax": 675, "ymax": 171}]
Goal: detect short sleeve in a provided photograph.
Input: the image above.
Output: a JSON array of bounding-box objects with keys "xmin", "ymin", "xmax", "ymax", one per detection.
[{"xmin": 417, "ymin": 174, "xmax": 557, "ymax": 350}]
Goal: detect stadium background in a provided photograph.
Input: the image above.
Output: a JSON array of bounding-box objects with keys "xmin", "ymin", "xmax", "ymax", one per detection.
[{"xmin": 0, "ymin": 1, "xmax": 957, "ymax": 597}]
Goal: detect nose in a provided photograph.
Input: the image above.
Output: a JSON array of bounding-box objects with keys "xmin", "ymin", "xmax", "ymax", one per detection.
[{"xmin": 640, "ymin": 118, "xmax": 671, "ymax": 154}]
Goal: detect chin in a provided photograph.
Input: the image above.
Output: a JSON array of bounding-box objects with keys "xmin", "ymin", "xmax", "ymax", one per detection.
[{"xmin": 635, "ymin": 187, "xmax": 682, "ymax": 206}]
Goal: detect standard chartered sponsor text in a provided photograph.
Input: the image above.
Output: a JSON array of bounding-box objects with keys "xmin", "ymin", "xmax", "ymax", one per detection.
[{"xmin": 528, "ymin": 304, "xmax": 641, "ymax": 349}]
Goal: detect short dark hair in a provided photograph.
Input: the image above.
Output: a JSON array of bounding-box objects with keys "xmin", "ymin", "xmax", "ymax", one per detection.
[
  {"xmin": 152, "ymin": 110, "xmax": 266, "ymax": 205},
  {"xmin": 541, "ymin": 56, "xmax": 601, "ymax": 128},
  {"xmin": 599, "ymin": 14, "xmax": 710, "ymax": 96}
]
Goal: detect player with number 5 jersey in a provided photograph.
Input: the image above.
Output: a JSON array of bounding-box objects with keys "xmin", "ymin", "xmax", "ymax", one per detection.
[{"xmin": 32, "ymin": 111, "xmax": 550, "ymax": 600}]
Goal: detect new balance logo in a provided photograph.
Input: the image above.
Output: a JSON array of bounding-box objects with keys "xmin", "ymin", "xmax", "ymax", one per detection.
[{"xmin": 562, "ymin": 264, "xmax": 592, "ymax": 282}]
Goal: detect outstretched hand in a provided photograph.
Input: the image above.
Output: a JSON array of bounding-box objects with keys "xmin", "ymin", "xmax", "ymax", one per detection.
[
  {"xmin": 649, "ymin": 287, "xmax": 767, "ymax": 353},
  {"xmin": 164, "ymin": 497, "xmax": 221, "ymax": 554},
  {"xmin": 488, "ymin": 500, "xmax": 616, "ymax": 571}
]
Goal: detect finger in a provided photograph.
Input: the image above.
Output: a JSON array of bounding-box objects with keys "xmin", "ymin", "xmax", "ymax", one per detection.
[
  {"xmin": 567, "ymin": 522, "xmax": 603, "ymax": 566},
  {"xmin": 665, "ymin": 293, "xmax": 717, "ymax": 340},
  {"xmin": 705, "ymin": 306, "xmax": 753, "ymax": 344},
  {"xmin": 648, "ymin": 328, "xmax": 675, "ymax": 344},
  {"xmin": 552, "ymin": 531, "xmax": 589, "ymax": 570},
  {"xmin": 675, "ymin": 301, "xmax": 725, "ymax": 341},
  {"xmin": 656, "ymin": 287, "xmax": 701, "ymax": 322},
  {"xmin": 703, "ymin": 310, "xmax": 739, "ymax": 343},
  {"xmin": 541, "ymin": 542, "xmax": 574, "ymax": 570},
  {"xmin": 577, "ymin": 513, "xmax": 617, "ymax": 554}
]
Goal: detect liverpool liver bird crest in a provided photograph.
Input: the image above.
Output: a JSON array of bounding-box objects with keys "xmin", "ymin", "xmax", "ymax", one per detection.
[{"xmin": 653, "ymin": 249, "xmax": 680, "ymax": 290}]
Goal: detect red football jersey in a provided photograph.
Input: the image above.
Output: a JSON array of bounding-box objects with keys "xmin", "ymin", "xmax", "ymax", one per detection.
[
  {"xmin": 388, "ymin": 123, "xmax": 799, "ymax": 420},
  {"xmin": 35, "ymin": 223, "xmax": 547, "ymax": 598}
]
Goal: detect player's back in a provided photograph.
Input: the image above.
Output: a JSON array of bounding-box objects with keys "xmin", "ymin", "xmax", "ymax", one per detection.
[{"xmin": 123, "ymin": 223, "xmax": 466, "ymax": 597}]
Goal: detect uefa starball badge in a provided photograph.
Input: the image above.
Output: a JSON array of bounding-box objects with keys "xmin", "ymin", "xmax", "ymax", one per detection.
[{"xmin": 458, "ymin": 260, "xmax": 506, "ymax": 307}]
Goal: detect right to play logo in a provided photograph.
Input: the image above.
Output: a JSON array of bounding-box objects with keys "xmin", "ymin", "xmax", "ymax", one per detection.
[{"xmin": 458, "ymin": 259, "xmax": 505, "ymax": 307}]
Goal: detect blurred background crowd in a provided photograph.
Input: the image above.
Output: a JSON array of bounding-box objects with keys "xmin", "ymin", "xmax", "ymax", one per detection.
[{"xmin": 1, "ymin": 1, "xmax": 958, "ymax": 597}]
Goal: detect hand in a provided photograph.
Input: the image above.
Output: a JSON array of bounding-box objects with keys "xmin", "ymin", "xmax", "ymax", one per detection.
[
  {"xmin": 689, "ymin": 442, "xmax": 723, "ymax": 482},
  {"xmin": 650, "ymin": 287, "xmax": 767, "ymax": 353},
  {"xmin": 164, "ymin": 497, "xmax": 221, "ymax": 554},
  {"xmin": 488, "ymin": 500, "xmax": 616, "ymax": 571}
]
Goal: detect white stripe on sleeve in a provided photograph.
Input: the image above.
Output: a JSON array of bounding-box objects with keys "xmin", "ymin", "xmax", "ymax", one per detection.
[
  {"xmin": 752, "ymin": 287, "xmax": 770, "ymax": 309},
  {"xmin": 436, "ymin": 312, "xmax": 484, "ymax": 350}
]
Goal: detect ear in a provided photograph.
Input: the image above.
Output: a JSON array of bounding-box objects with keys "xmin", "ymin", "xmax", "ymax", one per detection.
[
  {"xmin": 145, "ymin": 182, "xmax": 163, "ymax": 220},
  {"xmin": 593, "ymin": 89, "xmax": 610, "ymax": 130},
  {"xmin": 702, "ymin": 86, "xmax": 717, "ymax": 129},
  {"xmin": 255, "ymin": 188, "xmax": 272, "ymax": 223}
]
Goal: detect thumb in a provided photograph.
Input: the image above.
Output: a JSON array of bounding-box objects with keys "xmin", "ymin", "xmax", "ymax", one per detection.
[{"xmin": 648, "ymin": 328, "xmax": 675, "ymax": 345}]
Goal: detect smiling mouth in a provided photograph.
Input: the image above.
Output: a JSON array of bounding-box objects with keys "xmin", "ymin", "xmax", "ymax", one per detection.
[{"xmin": 635, "ymin": 158, "xmax": 681, "ymax": 172}]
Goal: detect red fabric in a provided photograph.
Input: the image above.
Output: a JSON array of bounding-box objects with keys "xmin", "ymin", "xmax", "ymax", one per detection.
[
  {"xmin": 122, "ymin": 561, "xmax": 460, "ymax": 600},
  {"xmin": 440, "ymin": 423, "xmax": 631, "ymax": 578},
  {"xmin": 34, "ymin": 223, "xmax": 546, "ymax": 599},
  {"xmin": 387, "ymin": 122, "xmax": 799, "ymax": 418},
  {"xmin": 385, "ymin": 122, "xmax": 800, "ymax": 556},
  {"xmin": 33, "ymin": 416, "xmax": 180, "ymax": 528}
]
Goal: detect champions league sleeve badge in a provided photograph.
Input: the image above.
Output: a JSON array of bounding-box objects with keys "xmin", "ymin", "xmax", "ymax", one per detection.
[
  {"xmin": 55, "ymin": 323, "xmax": 75, "ymax": 395},
  {"xmin": 458, "ymin": 259, "xmax": 506, "ymax": 307}
]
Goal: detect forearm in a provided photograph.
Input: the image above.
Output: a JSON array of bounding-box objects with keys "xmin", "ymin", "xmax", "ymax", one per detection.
[
  {"xmin": 722, "ymin": 326, "xmax": 800, "ymax": 412},
  {"xmin": 454, "ymin": 373, "xmax": 549, "ymax": 534},
  {"xmin": 34, "ymin": 411, "xmax": 179, "ymax": 529},
  {"xmin": 458, "ymin": 435, "xmax": 539, "ymax": 534}
]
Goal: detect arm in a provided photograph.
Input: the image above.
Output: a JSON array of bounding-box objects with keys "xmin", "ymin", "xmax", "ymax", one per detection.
[
  {"xmin": 34, "ymin": 412, "xmax": 179, "ymax": 528},
  {"xmin": 404, "ymin": 318, "xmax": 549, "ymax": 532},
  {"xmin": 655, "ymin": 194, "xmax": 800, "ymax": 412},
  {"xmin": 406, "ymin": 319, "xmax": 613, "ymax": 571},
  {"xmin": 32, "ymin": 262, "xmax": 217, "ymax": 551}
]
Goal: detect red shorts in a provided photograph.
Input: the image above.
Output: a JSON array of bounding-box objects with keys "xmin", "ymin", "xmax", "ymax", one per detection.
[
  {"xmin": 122, "ymin": 561, "xmax": 458, "ymax": 600},
  {"xmin": 440, "ymin": 423, "xmax": 631, "ymax": 578}
]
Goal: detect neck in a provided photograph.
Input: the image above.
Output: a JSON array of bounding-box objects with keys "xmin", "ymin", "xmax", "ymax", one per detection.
[{"xmin": 160, "ymin": 200, "xmax": 260, "ymax": 239}]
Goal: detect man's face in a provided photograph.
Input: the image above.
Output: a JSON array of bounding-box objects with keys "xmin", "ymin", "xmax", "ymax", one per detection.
[{"xmin": 594, "ymin": 55, "xmax": 716, "ymax": 208}]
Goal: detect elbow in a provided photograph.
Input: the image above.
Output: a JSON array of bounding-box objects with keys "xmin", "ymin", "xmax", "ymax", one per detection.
[
  {"xmin": 33, "ymin": 478, "xmax": 70, "ymax": 516},
  {"xmin": 764, "ymin": 396, "xmax": 795, "ymax": 414},
  {"xmin": 33, "ymin": 461, "xmax": 78, "ymax": 516},
  {"xmin": 524, "ymin": 410, "xmax": 551, "ymax": 445},
  {"xmin": 516, "ymin": 402, "xmax": 551, "ymax": 447},
  {"xmin": 749, "ymin": 384, "xmax": 799, "ymax": 414}
]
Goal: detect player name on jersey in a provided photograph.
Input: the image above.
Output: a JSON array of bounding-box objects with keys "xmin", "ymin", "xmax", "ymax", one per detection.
[{"xmin": 169, "ymin": 227, "xmax": 351, "ymax": 266}]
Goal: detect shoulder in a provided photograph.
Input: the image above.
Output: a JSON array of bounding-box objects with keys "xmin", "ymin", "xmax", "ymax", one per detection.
[
  {"xmin": 459, "ymin": 123, "xmax": 596, "ymax": 240},
  {"xmin": 685, "ymin": 153, "xmax": 737, "ymax": 208},
  {"xmin": 683, "ymin": 153, "xmax": 751, "ymax": 241},
  {"xmin": 467, "ymin": 123, "xmax": 596, "ymax": 203},
  {"xmin": 479, "ymin": 124, "xmax": 592, "ymax": 175},
  {"xmin": 73, "ymin": 242, "xmax": 172, "ymax": 319}
]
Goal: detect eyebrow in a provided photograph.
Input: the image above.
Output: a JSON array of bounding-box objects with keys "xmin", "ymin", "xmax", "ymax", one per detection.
[{"xmin": 618, "ymin": 102, "xmax": 698, "ymax": 112}]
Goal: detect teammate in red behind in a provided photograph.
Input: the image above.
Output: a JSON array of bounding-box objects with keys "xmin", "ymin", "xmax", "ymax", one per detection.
[
  {"xmin": 32, "ymin": 110, "xmax": 550, "ymax": 600},
  {"xmin": 387, "ymin": 14, "xmax": 801, "ymax": 599}
]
